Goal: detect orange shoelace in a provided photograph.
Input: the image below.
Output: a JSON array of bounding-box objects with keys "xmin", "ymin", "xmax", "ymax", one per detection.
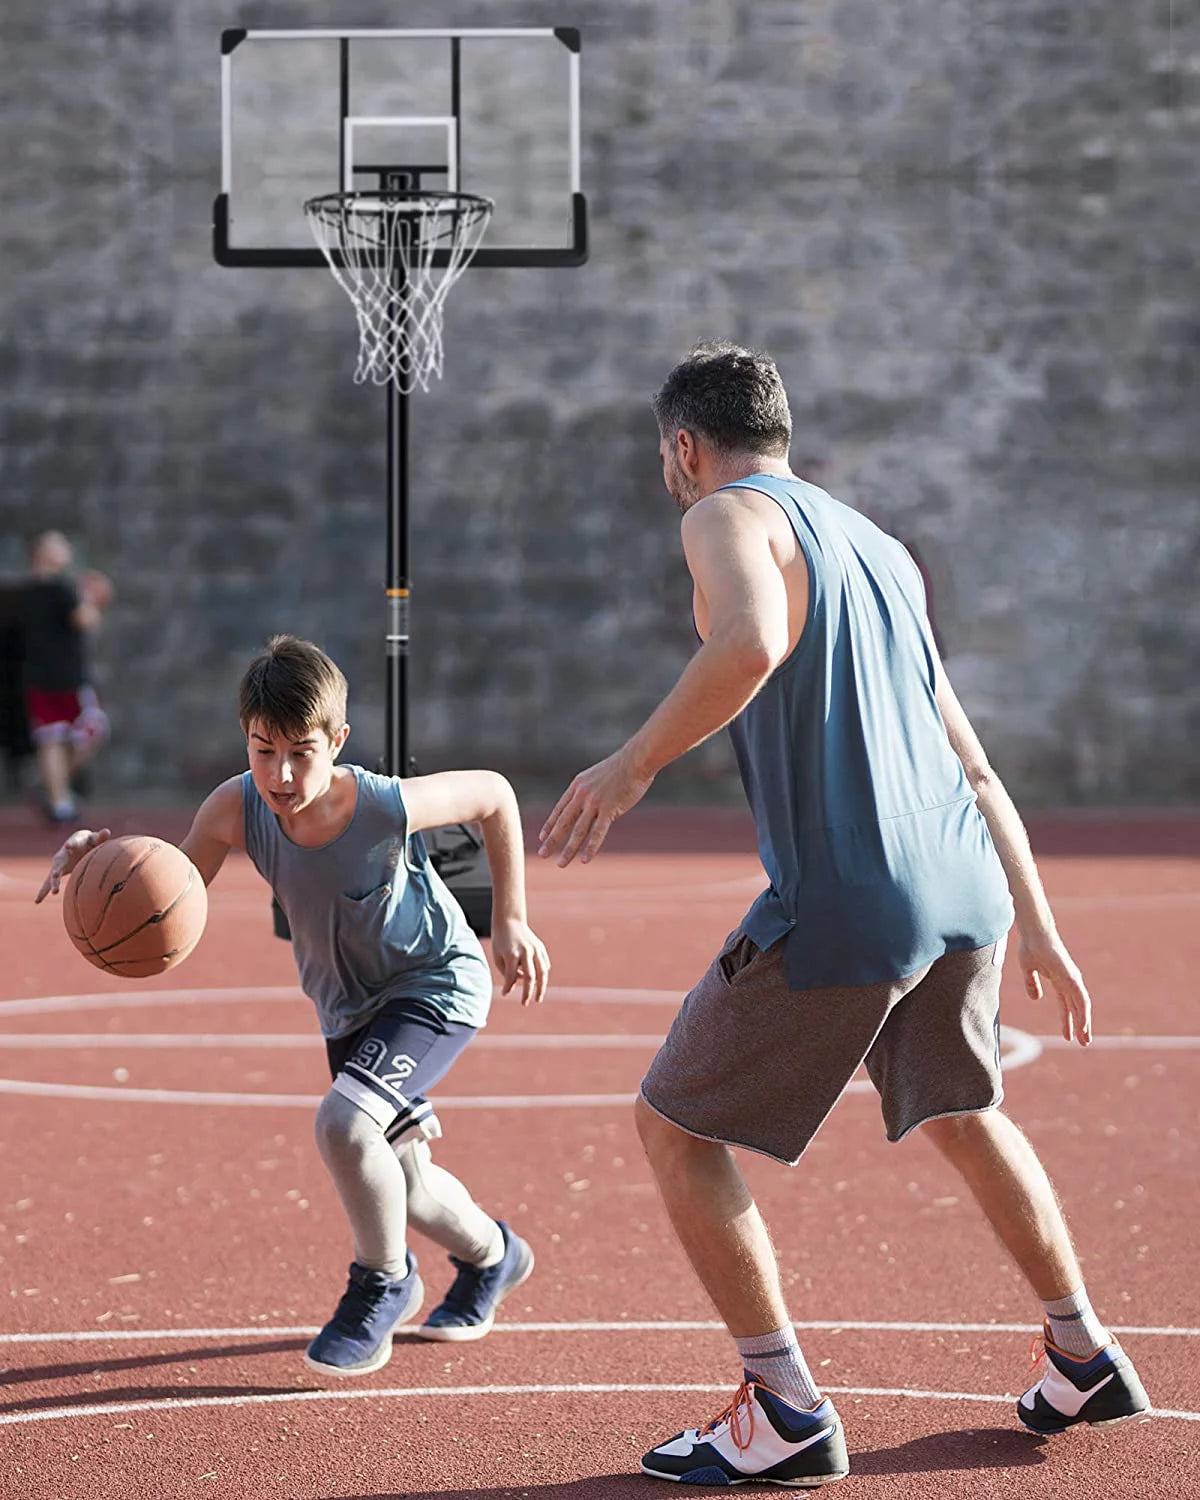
[
  {"xmin": 1028, "ymin": 1330, "xmax": 1048, "ymax": 1374},
  {"xmin": 699, "ymin": 1379, "xmax": 756, "ymax": 1454}
]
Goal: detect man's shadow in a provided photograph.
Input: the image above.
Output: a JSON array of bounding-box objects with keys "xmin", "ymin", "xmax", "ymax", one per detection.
[{"xmin": 334, "ymin": 1430, "xmax": 1046, "ymax": 1498}]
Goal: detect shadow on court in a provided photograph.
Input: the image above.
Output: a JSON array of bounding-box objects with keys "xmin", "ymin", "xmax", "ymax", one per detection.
[
  {"xmin": 850, "ymin": 1425, "xmax": 1047, "ymax": 1473},
  {"xmin": 0, "ymin": 1336, "xmax": 308, "ymax": 1416},
  {"xmin": 334, "ymin": 1429, "xmax": 1047, "ymax": 1498}
]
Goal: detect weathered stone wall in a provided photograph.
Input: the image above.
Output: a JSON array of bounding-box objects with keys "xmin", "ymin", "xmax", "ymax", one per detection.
[{"xmin": 2, "ymin": 1, "xmax": 1197, "ymax": 803}]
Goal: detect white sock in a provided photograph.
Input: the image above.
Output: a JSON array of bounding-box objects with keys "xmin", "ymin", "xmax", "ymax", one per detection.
[
  {"xmin": 735, "ymin": 1326, "xmax": 821, "ymax": 1411},
  {"xmin": 1042, "ymin": 1288, "xmax": 1109, "ymax": 1358}
]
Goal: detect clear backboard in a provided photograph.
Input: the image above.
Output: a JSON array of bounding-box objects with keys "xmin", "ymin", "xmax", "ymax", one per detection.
[{"xmin": 214, "ymin": 27, "xmax": 585, "ymax": 268}]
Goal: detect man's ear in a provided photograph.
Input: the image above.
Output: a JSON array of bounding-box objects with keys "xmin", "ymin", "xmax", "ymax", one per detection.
[
  {"xmin": 331, "ymin": 723, "xmax": 351, "ymax": 758},
  {"xmin": 676, "ymin": 428, "xmax": 702, "ymax": 475}
]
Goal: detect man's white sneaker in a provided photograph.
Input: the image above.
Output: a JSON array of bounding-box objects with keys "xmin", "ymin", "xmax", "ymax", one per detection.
[
  {"xmin": 641, "ymin": 1379, "xmax": 849, "ymax": 1487},
  {"xmin": 1018, "ymin": 1330, "xmax": 1151, "ymax": 1434}
]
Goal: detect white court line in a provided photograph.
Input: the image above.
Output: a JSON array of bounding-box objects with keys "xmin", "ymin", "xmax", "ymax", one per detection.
[
  {"xmin": 0, "ymin": 986, "xmax": 683, "ymax": 1018},
  {"xmin": 0, "ymin": 1080, "xmax": 640, "ymax": 1108},
  {"xmin": 0, "ymin": 1382, "xmax": 1191, "ymax": 1428},
  {"xmin": 0, "ymin": 1033, "xmax": 668, "ymax": 1051},
  {"xmin": 0, "ymin": 1025, "xmax": 1041, "ymax": 1108},
  {"xmin": 2, "ymin": 1318, "xmax": 1196, "ymax": 1344}
]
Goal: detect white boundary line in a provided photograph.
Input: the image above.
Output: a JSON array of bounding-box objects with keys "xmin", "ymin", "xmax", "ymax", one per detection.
[
  {"xmin": 0, "ymin": 986, "xmax": 683, "ymax": 1018},
  {"xmin": 0, "ymin": 1382, "xmax": 1191, "ymax": 1429},
  {"xmin": 2, "ymin": 1318, "xmax": 1196, "ymax": 1344}
]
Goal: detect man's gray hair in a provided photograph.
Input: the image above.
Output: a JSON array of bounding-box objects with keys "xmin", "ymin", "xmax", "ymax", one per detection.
[{"xmin": 652, "ymin": 341, "xmax": 792, "ymax": 458}]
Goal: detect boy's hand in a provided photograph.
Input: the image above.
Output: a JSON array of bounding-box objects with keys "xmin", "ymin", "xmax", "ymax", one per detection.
[
  {"xmin": 491, "ymin": 918, "xmax": 551, "ymax": 1007},
  {"xmin": 35, "ymin": 828, "xmax": 111, "ymax": 904}
]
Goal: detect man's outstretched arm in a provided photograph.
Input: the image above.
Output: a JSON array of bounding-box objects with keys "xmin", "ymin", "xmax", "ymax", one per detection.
[{"xmin": 539, "ymin": 494, "xmax": 793, "ymax": 867}]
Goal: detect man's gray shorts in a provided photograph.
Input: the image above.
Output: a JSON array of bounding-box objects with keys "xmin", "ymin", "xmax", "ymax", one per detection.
[{"xmin": 640, "ymin": 928, "xmax": 1007, "ymax": 1166}]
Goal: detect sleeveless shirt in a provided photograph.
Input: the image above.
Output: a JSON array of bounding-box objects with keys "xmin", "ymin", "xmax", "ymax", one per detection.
[
  {"xmin": 721, "ymin": 474, "xmax": 1014, "ymax": 989},
  {"xmin": 241, "ymin": 765, "xmax": 493, "ymax": 1038}
]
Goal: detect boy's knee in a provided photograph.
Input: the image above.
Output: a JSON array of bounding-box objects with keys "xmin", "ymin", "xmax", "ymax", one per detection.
[{"xmin": 314, "ymin": 1087, "xmax": 381, "ymax": 1160}]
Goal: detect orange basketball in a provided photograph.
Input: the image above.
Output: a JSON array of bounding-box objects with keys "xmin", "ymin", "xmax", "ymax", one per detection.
[{"xmin": 63, "ymin": 835, "xmax": 208, "ymax": 978}]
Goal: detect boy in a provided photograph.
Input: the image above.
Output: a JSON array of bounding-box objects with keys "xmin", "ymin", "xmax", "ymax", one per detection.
[{"xmin": 38, "ymin": 634, "xmax": 550, "ymax": 1376}]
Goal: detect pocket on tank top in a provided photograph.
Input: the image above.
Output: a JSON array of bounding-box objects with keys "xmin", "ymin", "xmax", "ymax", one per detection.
[{"xmin": 334, "ymin": 880, "xmax": 444, "ymax": 991}]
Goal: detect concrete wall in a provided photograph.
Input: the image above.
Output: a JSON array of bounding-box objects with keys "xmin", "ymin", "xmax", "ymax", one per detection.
[{"xmin": 3, "ymin": 1, "xmax": 1198, "ymax": 803}]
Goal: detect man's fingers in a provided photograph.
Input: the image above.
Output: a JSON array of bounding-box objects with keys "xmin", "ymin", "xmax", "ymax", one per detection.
[
  {"xmin": 34, "ymin": 876, "xmax": 53, "ymax": 904},
  {"xmin": 579, "ymin": 815, "xmax": 613, "ymax": 865},
  {"xmin": 539, "ymin": 784, "xmax": 582, "ymax": 851},
  {"xmin": 1025, "ymin": 969, "xmax": 1043, "ymax": 1002},
  {"xmin": 554, "ymin": 805, "xmax": 599, "ymax": 868}
]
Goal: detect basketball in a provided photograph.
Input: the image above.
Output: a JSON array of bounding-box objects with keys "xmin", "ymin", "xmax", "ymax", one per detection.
[{"xmin": 63, "ymin": 835, "xmax": 208, "ymax": 978}]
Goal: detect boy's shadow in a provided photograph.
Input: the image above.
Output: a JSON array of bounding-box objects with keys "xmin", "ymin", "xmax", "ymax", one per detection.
[{"xmin": 0, "ymin": 1338, "xmax": 308, "ymax": 1417}]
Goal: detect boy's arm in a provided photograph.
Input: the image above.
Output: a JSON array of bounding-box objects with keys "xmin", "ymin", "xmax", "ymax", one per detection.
[
  {"xmin": 34, "ymin": 778, "xmax": 242, "ymax": 904},
  {"xmin": 401, "ymin": 770, "xmax": 550, "ymax": 1005},
  {"xmin": 179, "ymin": 778, "xmax": 244, "ymax": 886},
  {"xmin": 933, "ymin": 657, "xmax": 1092, "ymax": 1046}
]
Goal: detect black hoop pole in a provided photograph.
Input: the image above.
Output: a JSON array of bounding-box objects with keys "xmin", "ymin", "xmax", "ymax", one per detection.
[{"xmin": 385, "ymin": 185, "xmax": 412, "ymax": 778}]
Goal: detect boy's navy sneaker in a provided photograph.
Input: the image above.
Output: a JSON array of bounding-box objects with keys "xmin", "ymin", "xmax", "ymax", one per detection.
[
  {"xmin": 1018, "ymin": 1330, "xmax": 1151, "ymax": 1433},
  {"xmin": 641, "ymin": 1378, "xmax": 849, "ymax": 1487},
  {"xmin": 305, "ymin": 1252, "xmax": 424, "ymax": 1376},
  {"xmin": 415, "ymin": 1221, "xmax": 533, "ymax": 1342}
]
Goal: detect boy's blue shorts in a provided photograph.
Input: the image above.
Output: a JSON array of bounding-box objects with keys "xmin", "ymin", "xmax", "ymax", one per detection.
[{"xmin": 325, "ymin": 995, "xmax": 477, "ymax": 1146}]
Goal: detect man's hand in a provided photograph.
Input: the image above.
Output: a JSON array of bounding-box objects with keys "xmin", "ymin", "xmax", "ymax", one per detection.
[
  {"xmin": 538, "ymin": 747, "xmax": 655, "ymax": 867},
  {"xmin": 1018, "ymin": 927, "xmax": 1092, "ymax": 1046},
  {"xmin": 35, "ymin": 828, "xmax": 111, "ymax": 904},
  {"xmin": 490, "ymin": 918, "xmax": 551, "ymax": 1006}
]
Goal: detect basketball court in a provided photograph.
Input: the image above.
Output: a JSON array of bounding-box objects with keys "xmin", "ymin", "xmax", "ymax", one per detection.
[
  {"xmin": 4, "ymin": 20, "xmax": 1198, "ymax": 1500},
  {"xmin": 1, "ymin": 803, "xmax": 1198, "ymax": 1498}
]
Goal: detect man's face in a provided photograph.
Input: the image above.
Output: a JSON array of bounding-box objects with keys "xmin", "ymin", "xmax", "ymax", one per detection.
[
  {"xmin": 246, "ymin": 719, "xmax": 347, "ymax": 818},
  {"xmin": 660, "ymin": 434, "xmax": 703, "ymax": 514}
]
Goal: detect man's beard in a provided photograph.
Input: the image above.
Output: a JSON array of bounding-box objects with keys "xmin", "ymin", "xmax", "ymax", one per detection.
[{"xmin": 666, "ymin": 454, "xmax": 703, "ymax": 514}]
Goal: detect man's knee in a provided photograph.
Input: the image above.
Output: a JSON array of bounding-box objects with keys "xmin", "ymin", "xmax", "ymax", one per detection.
[
  {"xmin": 921, "ymin": 1108, "xmax": 997, "ymax": 1157},
  {"xmin": 635, "ymin": 1093, "xmax": 714, "ymax": 1165}
]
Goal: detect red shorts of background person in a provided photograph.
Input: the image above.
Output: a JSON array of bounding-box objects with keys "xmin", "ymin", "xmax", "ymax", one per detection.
[{"xmin": 24, "ymin": 685, "xmax": 109, "ymax": 748}]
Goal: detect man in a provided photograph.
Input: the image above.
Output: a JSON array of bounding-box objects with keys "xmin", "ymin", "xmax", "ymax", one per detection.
[
  {"xmin": 16, "ymin": 531, "xmax": 110, "ymax": 822},
  {"xmin": 538, "ymin": 343, "xmax": 1149, "ymax": 1487}
]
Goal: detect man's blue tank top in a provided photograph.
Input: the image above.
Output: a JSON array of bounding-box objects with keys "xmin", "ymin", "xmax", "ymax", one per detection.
[
  {"xmin": 241, "ymin": 765, "xmax": 493, "ymax": 1038},
  {"xmin": 722, "ymin": 474, "xmax": 1013, "ymax": 989}
]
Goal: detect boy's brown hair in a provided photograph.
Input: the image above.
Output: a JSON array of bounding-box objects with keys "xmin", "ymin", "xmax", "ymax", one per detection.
[{"xmin": 238, "ymin": 635, "xmax": 348, "ymax": 741}]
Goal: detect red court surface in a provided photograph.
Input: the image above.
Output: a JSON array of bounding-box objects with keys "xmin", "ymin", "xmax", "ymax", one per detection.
[{"xmin": 1, "ymin": 803, "xmax": 1197, "ymax": 1498}]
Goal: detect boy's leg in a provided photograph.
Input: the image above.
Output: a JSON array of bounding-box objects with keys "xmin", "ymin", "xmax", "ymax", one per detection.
[
  {"xmin": 306, "ymin": 1005, "xmax": 477, "ymax": 1376},
  {"xmin": 404, "ymin": 1138, "xmax": 534, "ymax": 1343},
  {"xmin": 314, "ymin": 1088, "xmax": 411, "ymax": 1277},
  {"xmin": 396, "ymin": 1138, "xmax": 502, "ymax": 1265}
]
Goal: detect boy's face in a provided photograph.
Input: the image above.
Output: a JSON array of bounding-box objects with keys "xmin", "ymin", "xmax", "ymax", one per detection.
[{"xmin": 245, "ymin": 719, "xmax": 349, "ymax": 817}]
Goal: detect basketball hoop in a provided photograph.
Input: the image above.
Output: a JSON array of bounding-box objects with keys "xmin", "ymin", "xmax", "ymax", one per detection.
[{"xmin": 304, "ymin": 189, "xmax": 493, "ymax": 394}]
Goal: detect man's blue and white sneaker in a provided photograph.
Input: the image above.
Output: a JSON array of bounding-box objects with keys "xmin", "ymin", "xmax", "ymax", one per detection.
[
  {"xmin": 1018, "ymin": 1331, "xmax": 1151, "ymax": 1433},
  {"xmin": 641, "ymin": 1379, "xmax": 849, "ymax": 1487},
  {"xmin": 415, "ymin": 1222, "xmax": 534, "ymax": 1342},
  {"xmin": 305, "ymin": 1252, "xmax": 424, "ymax": 1376}
]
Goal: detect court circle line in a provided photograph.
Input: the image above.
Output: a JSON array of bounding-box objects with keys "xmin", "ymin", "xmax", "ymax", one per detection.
[
  {"xmin": 0, "ymin": 1381, "xmax": 1192, "ymax": 1429},
  {"xmin": 0, "ymin": 977, "xmax": 1042, "ymax": 1106}
]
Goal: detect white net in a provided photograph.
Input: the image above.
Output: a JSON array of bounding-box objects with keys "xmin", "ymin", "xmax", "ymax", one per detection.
[{"xmin": 304, "ymin": 190, "xmax": 493, "ymax": 394}]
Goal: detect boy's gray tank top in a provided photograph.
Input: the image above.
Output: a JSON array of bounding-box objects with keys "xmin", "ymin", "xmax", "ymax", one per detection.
[
  {"xmin": 241, "ymin": 766, "xmax": 493, "ymax": 1038},
  {"xmin": 722, "ymin": 474, "xmax": 1013, "ymax": 989}
]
